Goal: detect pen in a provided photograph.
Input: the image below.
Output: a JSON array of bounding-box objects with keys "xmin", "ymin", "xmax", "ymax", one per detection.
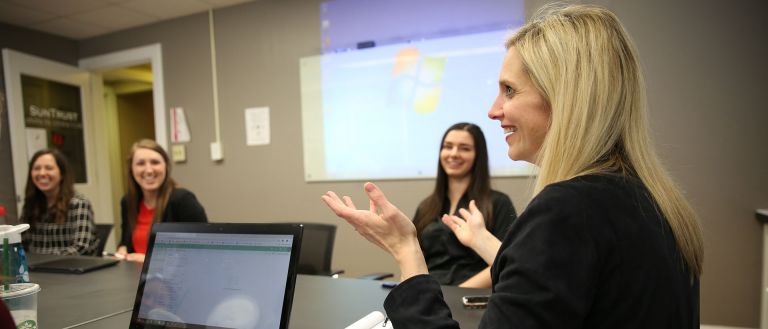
[
  {"xmin": 381, "ymin": 282, "xmax": 398, "ymax": 289},
  {"xmin": 382, "ymin": 317, "xmax": 389, "ymax": 327}
]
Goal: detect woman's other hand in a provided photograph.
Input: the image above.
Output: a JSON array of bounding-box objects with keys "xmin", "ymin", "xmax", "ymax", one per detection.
[
  {"xmin": 125, "ymin": 253, "xmax": 145, "ymax": 263},
  {"xmin": 442, "ymin": 200, "xmax": 487, "ymax": 248},
  {"xmin": 442, "ymin": 200, "xmax": 501, "ymax": 265}
]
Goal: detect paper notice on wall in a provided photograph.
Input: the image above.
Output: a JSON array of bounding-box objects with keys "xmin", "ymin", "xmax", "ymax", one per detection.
[
  {"xmin": 170, "ymin": 107, "xmax": 191, "ymax": 143},
  {"xmin": 25, "ymin": 128, "xmax": 47, "ymax": 160},
  {"xmin": 245, "ymin": 107, "xmax": 270, "ymax": 146}
]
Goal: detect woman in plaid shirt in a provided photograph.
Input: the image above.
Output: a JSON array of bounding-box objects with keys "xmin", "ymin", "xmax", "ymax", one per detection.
[{"xmin": 20, "ymin": 149, "xmax": 97, "ymax": 255}]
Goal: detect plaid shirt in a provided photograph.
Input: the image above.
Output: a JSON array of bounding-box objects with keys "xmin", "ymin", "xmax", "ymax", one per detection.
[{"xmin": 22, "ymin": 193, "xmax": 97, "ymax": 256}]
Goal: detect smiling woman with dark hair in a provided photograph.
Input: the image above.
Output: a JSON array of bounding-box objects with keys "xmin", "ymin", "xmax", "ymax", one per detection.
[
  {"xmin": 20, "ymin": 148, "xmax": 97, "ymax": 255},
  {"xmin": 413, "ymin": 122, "xmax": 516, "ymax": 288}
]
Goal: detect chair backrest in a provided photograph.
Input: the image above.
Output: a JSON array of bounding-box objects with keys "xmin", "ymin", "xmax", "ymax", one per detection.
[
  {"xmin": 293, "ymin": 223, "xmax": 336, "ymax": 275},
  {"xmin": 93, "ymin": 223, "xmax": 113, "ymax": 256}
]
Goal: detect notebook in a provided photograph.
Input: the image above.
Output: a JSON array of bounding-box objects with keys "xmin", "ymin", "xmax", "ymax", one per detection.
[
  {"xmin": 29, "ymin": 255, "xmax": 119, "ymax": 274},
  {"xmin": 129, "ymin": 222, "xmax": 303, "ymax": 329}
]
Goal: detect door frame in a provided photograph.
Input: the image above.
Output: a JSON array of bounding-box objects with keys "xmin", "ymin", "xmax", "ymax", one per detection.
[
  {"xmin": 2, "ymin": 48, "xmax": 100, "ymax": 216},
  {"xmin": 79, "ymin": 43, "xmax": 167, "ymax": 150}
]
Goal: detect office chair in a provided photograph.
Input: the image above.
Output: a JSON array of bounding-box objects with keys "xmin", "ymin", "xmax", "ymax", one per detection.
[
  {"xmin": 92, "ymin": 223, "xmax": 113, "ymax": 257},
  {"xmin": 294, "ymin": 223, "xmax": 344, "ymax": 276},
  {"xmin": 290, "ymin": 222, "xmax": 393, "ymax": 280}
]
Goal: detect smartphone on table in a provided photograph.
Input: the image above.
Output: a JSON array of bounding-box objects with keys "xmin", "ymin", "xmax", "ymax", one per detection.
[{"xmin": 462, "ymin": 295, "xmax": 490, "ymax": 309}]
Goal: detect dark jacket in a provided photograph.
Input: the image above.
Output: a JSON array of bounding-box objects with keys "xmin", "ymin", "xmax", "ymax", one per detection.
[
  {"xmin": 384, "ymin": 174, "xmax": 699, "ymax": 329},
  {"xmin": 120, "ymin": 187, "xmax": 208, "ymax": 252},
  {"xmin": 418, "ymin": 190, "xmax": 516, "ymax": 285}
]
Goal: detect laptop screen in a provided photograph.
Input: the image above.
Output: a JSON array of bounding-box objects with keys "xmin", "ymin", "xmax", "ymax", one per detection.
[{"xmin": 130, "ymin": 223, "xmax": 303, "ymax": 329}]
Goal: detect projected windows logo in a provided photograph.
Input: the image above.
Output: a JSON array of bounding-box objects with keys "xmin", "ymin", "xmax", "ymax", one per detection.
[{"xmin": 388, "ymin": 48, "xmax": 446, "ymax": 114}]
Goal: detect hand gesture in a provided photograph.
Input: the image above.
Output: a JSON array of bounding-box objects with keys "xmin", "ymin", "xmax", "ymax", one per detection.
[
  {"xmin": 442, "ymin": 200, "xmax": 501, "ymax": 265},
  {"xmin": 321, "ymin": 182, "xmax": 428, "ymax": 279},
  {"xmin": 441, "ymin": 200, "xmax": 487, "ymax": 249}
]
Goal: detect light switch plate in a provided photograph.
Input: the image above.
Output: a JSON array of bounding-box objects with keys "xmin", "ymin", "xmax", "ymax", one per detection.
[
  {"xmin": 210, "ymin": 142, "xmax": 223, "ymax": 161},
  {"xmin": 171, "ymin": 144, "xmax": 186, "ymax": 163}
]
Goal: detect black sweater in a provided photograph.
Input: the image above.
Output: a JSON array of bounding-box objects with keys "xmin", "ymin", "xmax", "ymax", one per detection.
[
  {"xmin": 385, "ymin": 174, "xmax": 699, "ymax": 329},
  {"xmin": 120, "ymin": 187, "xmax": 208, "ymax": 252},
  {"xmin": 418, "ymin": 190, "xmax": 516, "ymax": 285}
]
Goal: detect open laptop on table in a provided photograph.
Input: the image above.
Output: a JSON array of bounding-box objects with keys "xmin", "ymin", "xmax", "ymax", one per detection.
[{"xmin": 129, "ymin": 222, "xmax": 303, "ymax": 329}]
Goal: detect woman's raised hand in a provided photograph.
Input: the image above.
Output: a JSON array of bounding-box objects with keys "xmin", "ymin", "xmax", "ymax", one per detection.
[
  {"xmin": 321, "ymin": 182, "xmax": 428, "ymax": 280},
  {"xmin": 442, "ymin": 200, "xmax": 501, "ymax": 265},
  {"xmin": 441, "ymin": 200, "xmax": 487, "ymax": 249}
]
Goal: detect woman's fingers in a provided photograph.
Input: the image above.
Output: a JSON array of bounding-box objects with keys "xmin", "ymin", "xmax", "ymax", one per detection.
[
  {"xmin": 321, "ymin": 193, "xmax": 352, "ymax": 218},
  {"xmin": 469, "ymin": 200, "xmax": 479, "ymax": 213},
  {"xmin": 363, "ymin": 182, "xmax": 394, "ymax": 216},
  {"xmin": 343, "ymin": 195, "xmax": 357, "ymax": 209},
  {"xmin": 458, "ymin": 208, "xmax": 472, "ymax": 221},
  {"xmin": 443, "ymin": 213, "xmax": 465, "ymax": 226},
  {"xmin": 441, "ymin": 214, "xmax": 462, "ymax": 231}
]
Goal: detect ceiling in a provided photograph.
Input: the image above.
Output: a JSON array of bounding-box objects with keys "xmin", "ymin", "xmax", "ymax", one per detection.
[{"xmin": 0, "ymin": 0, "xmax": 257, "ymax": 40}]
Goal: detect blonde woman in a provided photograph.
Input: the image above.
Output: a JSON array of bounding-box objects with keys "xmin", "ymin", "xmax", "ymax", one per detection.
[{"xmin": 322, "ymin": 4, "xmax": 703, "ymax": 328}]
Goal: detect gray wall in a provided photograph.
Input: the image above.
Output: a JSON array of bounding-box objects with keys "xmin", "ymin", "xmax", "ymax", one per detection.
[
  {"xmin": 0, "ymin": 22, "xmax": 79, "ymax": 223},
  {"xmin": 0, "ymin": 0, "xmax": 763, "ymax": 326}
]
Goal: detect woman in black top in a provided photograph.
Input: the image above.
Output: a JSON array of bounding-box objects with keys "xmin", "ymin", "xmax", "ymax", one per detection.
[
  {"xmin": 322, "ymin": 4, "xmax": 703, "ymax": 328},
  {"xmin": 413, "ymin": 122, "xmax": 516, "ymax": 287},
  {"xmin": 115, "ymin": 139, "xmax": 207, "ymax": 262}
]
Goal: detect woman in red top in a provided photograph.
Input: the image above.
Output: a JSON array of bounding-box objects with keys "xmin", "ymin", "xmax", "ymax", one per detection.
[{"xmin": 115, "ymin": 139, "xmax": 207, "ymax": 262}]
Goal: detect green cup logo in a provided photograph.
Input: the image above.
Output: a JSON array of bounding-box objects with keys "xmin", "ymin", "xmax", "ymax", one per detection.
[{"xmin": 17, "ymin": 319, "xmax": 37, "ymax": 329}]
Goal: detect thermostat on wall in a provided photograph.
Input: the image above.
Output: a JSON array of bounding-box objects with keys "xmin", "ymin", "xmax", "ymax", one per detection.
[{"xmin": 171, "ymin": 144, "xmax": 186, "ymax": 163}]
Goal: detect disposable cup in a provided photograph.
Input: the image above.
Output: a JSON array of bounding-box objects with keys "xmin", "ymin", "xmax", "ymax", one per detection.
[{"xmin": 0, "ymin": 283, "xmax": 40, "ymax": 329}]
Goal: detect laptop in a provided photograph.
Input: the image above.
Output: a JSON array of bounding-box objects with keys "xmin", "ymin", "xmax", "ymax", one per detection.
[
  {"xmin": 29, "ymin": 255, "xmax": 119, "ymax": 274},
  {"xmin": 129, "ymin": 222, "xmax": 303, "ymax": 329}
]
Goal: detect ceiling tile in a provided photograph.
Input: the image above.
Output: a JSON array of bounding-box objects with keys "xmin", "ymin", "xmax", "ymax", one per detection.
[
  {"xmin": 71, "ymin": 6, "xmax": 158, "ymax": 31},
  {"xmin": 7, "ymin": 0, "xmax": 109, "ymax": 17},
  {"xmin": 0, "ymin": 2, "xmax": 57, "ymax": 25},
  {"xmin": 33, "ymin": 16, "xmax": 107, "ymax": 39},
  {"xmin": 120, "ymin": 0, "xmax": 211, "ymax": 20}
]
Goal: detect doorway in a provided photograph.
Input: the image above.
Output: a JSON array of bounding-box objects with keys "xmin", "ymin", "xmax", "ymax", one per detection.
[{"xmin": 102, "ymin": 63, "xmax": 156, "ymax": 223}]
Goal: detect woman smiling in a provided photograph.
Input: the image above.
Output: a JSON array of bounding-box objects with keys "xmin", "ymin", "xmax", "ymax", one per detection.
[
  {"xmin": 20, "ymin": 149, "xmax": 97, "ymax": 255},
  {"xmin": 115, "ymin": 139, "xmax": 207, "ymax": 262}
]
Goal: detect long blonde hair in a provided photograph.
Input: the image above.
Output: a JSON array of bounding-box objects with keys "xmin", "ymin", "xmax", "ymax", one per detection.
[{"xmin": 508, "ymin": 4, "xmax": 703, "ymax": 276}]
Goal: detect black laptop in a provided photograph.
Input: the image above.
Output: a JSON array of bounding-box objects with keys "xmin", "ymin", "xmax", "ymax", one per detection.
[
  {"xmin": 129, "ymin": 222, "xmax": 303, "ymax": 329},
  {"xmin": 29, "ymin": 255, "xmax": 119, "ymax": 274}
]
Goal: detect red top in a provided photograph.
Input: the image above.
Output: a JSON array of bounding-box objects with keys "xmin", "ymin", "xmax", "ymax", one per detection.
[{"xmin": 132, "ymin": 201, "xmax": 155, "ymax": 254}]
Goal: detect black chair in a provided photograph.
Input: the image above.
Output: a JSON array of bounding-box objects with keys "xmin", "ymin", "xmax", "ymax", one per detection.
[
  {"xmin": 92, "ymin": 223, "xmax": 113, "ymax": 256},
  {"xmin": 295, "ymin": 223, "xmax": 344, "ymax": 276},
  {"xmin": 291, "ymin": 222, "xmax": 393, "ymax": 280}
]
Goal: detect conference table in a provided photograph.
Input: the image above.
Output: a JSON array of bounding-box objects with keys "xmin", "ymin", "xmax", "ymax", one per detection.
[{"xmin": 28, "ymin": 255, "xmax": 488, "ymax": 328}]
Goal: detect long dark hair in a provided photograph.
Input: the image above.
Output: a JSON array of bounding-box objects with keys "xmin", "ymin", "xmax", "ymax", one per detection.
[
  {"xmin": 21, "ymin": 149, "xmax": 75, "ymax": 226},
  {"xmin": 125, "ymin": 139, "xmax": 177, "ymax": 234},
  {"xmin": 413, "ymin": 123, "xmax": 494, "ymax": 236}
]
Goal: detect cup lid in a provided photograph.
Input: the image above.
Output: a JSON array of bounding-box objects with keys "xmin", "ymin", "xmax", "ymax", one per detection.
[
  {"xmin": 0, "ymin": 283, "xmax": 40, "ymax": 299},
  {"xmin": 0, "ymin": 224, "xmax": 30, "ymax": 244}
]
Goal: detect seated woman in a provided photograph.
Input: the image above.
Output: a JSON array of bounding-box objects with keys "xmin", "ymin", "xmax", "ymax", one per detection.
[
  {"xmin": 322, "ymin": 5, "xmax": 702, "ymax": 328},
  {"xmin": 413, "ymin": 122, "xmax": 516, "ymax": 288},
  {"xmin": 115, "ymin": 139, "xmax": 207, "ymax": 262},
  {"xmin": 20, "ymin": 149, "xmax": 97, "ymax": 255}
]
